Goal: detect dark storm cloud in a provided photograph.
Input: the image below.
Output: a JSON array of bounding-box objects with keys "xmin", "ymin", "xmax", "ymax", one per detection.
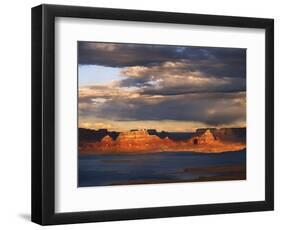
[
  {"xmin": 78, "ymin": 42, "xmax": 246, "ymax": 126},
  {"xmin": 78, "ymin": 42, "xmax": 246, "ymax": 79},
  {"xmin": 119, "ymin": 76, "xmax": 245, "ymax": 96},
  {"xmin": 78, "ymin": 42, "xmax": 178, "ymax": 67},
  {"xmin": 79, "ymin": 84, "xmax": 245, "ymax": 126},
  {"xmin": 80, "ymin": 94, "xmax": 245, "ymax": 126},
  {"xmin": 118, "ymin": 61, "xmax": 246, "ymax": 94},
  {"xmin": 141, "ymin": 83, "xmax": 245, "ymax": 96}
]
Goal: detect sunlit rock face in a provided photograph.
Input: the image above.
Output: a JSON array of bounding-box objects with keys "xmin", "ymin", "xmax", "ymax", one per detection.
[
  {"xmin": 115, "ymin": 130, "xmax": 163, "ymax": 152},
  {"xmin": 189, "ymin": 129, "xmax": 218, "ymax": 145},
  {"xmin": 100, "ymin": 135, "xmax": 114, "ymax": 147},
  {"xmin": 79, "ymin": 128, "xmax": 246, "ymax": 154},
  {"xmin": 116, "ymin": 130, "xmax": 161, "ymax": 142}
]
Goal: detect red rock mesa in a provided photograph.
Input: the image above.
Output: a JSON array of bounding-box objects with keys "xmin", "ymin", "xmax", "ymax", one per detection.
[{"xmin": 79, "ymin": 128, "xmax": 246, "ymax": 154}]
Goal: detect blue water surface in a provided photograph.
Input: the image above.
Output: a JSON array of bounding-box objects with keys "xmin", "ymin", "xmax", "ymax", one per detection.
[{"xmin": 78, "ymin": 150, "xmax": 246, "ymax": 187}]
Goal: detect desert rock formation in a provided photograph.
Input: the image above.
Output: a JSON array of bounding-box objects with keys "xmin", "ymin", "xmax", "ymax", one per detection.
[
  {"xmin": 79, "ymin": 128, "xmax": 246, "ymax": 154},
  {"xmin": 188, "ymin": 129, "xmax": 218, "ymax": 145}
]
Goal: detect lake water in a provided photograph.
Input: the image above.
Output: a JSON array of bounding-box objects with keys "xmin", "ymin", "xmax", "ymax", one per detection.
[{"xmin": 78, "ymin": 150, "xmax": 246, "ymax": 187}]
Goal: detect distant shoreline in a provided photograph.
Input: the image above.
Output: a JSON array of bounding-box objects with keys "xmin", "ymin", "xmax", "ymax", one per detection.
[
  {"xmin": 105, "ymin": 175, "xmax": 246, "ymax": 186},
  {"xmin": 79, "ymin": 148, "xmax": 246, "ymax": 156}
]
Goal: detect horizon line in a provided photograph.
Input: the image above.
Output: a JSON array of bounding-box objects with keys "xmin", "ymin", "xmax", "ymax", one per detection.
[{"xmin": 78, "ymin": 126, "xmax": 246, "ymax": 132}]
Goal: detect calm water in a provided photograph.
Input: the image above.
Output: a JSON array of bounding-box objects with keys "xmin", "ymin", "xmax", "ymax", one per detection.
[{"xmin": 78, "ymin": 150, "xmax": 246, "ymax": 187}]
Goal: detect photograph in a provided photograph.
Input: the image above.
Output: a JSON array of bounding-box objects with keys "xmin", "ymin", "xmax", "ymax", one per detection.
[
  {"xmin": 77, "ymin": 42, "xmax": 247, "ymax": 187},
  {"xmin": 30, "ymin": 4, "xmax": 274, "ymax": 225}
]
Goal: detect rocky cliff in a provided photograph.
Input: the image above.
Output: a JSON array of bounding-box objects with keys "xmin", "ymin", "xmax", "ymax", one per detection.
[
  {"xmin": 79, "ymin": 128, "xmax": 246, "ymax": 154},
  {"xmin": 188, "ymin": 129, "xmax": 218, "ymax": 145},
  {"xmin": 195, "ymin": 127, "xmax": 246, "ymax": 142},
  {"xmin": 116, "ymin": 130, "xmax": 163, "ymax": 152}
]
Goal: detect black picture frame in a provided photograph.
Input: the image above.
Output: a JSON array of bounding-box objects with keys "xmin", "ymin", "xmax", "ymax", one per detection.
[{"xmin": 31, "ymin": 4, "xmax": 274, "ymax": 225}]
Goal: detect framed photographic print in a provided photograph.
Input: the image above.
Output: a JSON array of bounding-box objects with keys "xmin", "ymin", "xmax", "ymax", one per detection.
[{"xmin": 31, "ymin": 4, "xmax": 274, "ymax": 225}]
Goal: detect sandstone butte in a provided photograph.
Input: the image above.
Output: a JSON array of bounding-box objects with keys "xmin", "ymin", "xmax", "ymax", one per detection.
[{"xmin": 79, "ymin": 128, "xmax": 246, "ymax": 155}]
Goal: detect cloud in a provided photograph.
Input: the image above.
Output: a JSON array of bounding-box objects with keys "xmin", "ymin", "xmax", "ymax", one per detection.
[
  {"xmin": 79, "ymin": 83, "xmax": 246, "ymax": 126},
  {"xmin": 78, "ymin": 42, "xmax": 177, "ymax": 67},
  {"xmin": 78, "ymin": 42, "xmax": 246, "ymax": 129},
  {"xmin": 78, "ymin": 42, "xmax": 246, "ymax": 79},
  {"xmin": 118, "ymin": 61, "xmax": 246, "ymax": 95}
]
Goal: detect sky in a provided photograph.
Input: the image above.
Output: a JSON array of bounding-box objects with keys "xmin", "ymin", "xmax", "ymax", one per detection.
[{"xmin": 78, "ymin": 42, "xmax": 246, "ymax": 132}]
